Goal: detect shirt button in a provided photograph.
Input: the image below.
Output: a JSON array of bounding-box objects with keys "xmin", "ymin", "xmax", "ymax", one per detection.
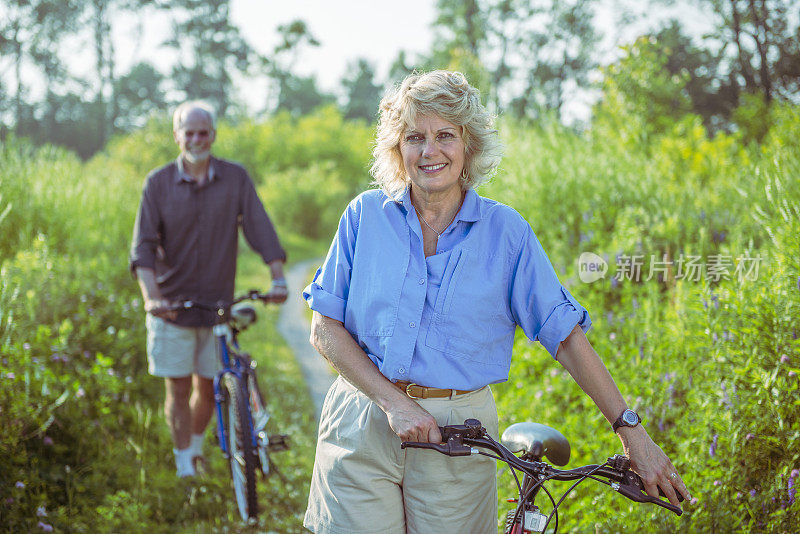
[
  {"xmin": 418, "ymin": 278, "xmax": 425, "ymax": 285},
  {"xmin": 409, "ymin": 322, "xmax": 416, "ymax": 328},
  {"xmin": 398, "ymin": 367, "xmax": 405, "ymax": 374}
]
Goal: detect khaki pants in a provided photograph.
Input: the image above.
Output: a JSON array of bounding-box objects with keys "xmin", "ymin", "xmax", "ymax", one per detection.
[{"xmin": 304, "ymin": 376, "xmax": 499, "ymax": 534}]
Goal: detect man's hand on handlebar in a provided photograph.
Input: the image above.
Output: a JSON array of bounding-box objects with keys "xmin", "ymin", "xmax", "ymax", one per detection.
[
  {"xmin": 265, "ymin": 279, "xmax": 288, "ymax": 304},
  {"xmin": 145, "ymin": 298, "xmax": 177, "ymax": 320}
]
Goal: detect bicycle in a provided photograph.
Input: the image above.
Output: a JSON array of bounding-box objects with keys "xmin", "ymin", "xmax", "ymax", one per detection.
[
  {"xmin": 401, "ymin": 418, "xmax": 683, "ymax": 533},
  {"xmin": 172, "ymin": 289, "xmax": 290, "ymax": 522}
]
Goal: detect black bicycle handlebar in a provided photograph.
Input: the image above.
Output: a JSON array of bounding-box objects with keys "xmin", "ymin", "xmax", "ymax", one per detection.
[
  {"xmin": 401, "ymin": 420, "xmax": 683, "ymax": 517},
  {"xmin": 162, "ymin": 289, "xmax": 283, "ymax": 313}
]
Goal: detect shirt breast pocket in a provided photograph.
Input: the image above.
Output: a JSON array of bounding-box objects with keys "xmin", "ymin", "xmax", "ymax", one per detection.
[{"xmin": 425, "ymin": 249, "xmax": 514, "ymax": 364}]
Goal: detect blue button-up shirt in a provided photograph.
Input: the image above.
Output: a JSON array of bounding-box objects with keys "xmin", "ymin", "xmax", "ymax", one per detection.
[{"xmin": 303, "ymin": 188, "xmax": 591, "ymax": 390}]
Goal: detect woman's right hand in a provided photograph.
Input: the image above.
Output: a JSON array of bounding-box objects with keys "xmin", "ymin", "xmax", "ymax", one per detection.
[{"xmin": 385, "ymin": 399, "xmax": 442, "ymax": 443}]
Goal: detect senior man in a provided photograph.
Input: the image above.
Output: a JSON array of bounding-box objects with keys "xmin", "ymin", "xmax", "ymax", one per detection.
[{"xmin": 129, "ymin": 100, "xmax": 287, "ymax": 478}]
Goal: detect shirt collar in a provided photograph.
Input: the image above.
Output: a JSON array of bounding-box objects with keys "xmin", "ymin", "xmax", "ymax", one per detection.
[
  {"xmin": 393, "ymin": 187, "xmax": 483, "ymax": 221},
  {"xmin": 175, "ymin": 156, "xmax": 216, "ymax": 183}
]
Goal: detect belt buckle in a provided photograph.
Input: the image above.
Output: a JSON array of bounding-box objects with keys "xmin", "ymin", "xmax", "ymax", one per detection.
[{"xmin": 405, "ymin": 383, "xmax": 425, "ymax": 399}]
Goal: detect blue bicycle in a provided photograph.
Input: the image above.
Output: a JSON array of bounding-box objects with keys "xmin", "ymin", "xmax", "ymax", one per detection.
[{"xmin": 174, "ymin": 290, "xmax": 289, "ymax": 522}]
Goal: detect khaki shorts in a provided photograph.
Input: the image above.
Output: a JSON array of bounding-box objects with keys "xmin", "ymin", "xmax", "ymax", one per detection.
[
  {"xmin": 304, "ymin": 376, "xmax": 499, "ymax": 534},
  {"xmin": 145, "ymin": 315, "xmax": 219, "ymax": 378}
]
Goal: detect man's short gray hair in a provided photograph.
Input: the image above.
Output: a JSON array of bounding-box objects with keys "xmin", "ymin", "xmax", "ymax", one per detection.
[{"xmin": 173, "ymin": 100, "xmax": 217, "ymax": 131}]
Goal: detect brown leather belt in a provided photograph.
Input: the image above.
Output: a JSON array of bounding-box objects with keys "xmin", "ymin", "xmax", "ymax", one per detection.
[{"xmin": 394, "ymin": 381, "xmax": 474, "ymax": 399}]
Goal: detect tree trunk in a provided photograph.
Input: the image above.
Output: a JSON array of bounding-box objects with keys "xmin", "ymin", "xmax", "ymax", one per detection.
[
  {"xmin": 730, "ymin": 0, "xmax": 757, "ymax": 91},
  {"xmin": 748, "ymin": 0, "xmax": 772, "ymax": 101}
]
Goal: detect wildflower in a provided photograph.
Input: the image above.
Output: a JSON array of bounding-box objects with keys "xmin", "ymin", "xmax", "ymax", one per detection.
[
  {"xmin": 658, "ymin": 420, "xmax": 664, "ymax": 432},
  {"xmin": 746, "ymin": 433, "xmax": 756, "ymax": 440},
  {"xmin": 736, "ymin": 492, "xmax": 742, "ymax": 499},
  {"xmin": 609, "ymin": 332, "xmax": 616, "ymax": 341},
  {"xmin": 80, "ymin": 294, "xmax": 87, "ymax": 303},
  {"xmin": 6, "ymin": 372, "xmax": 15, "ymax": 379},
  {"xmin": 790, "ymin": 480, "xmax": 796, "ymax": 505},
  {"xmin": 37, "ymin": 522, "xmax": 53, "ymax": 532},
  {"xmin": 76, "ymin": 387, "xmax": 85, "ymax": 398},
  {"xmin": 36, "ymin": 505, "xmax": 47, "ymax": 517},
  {"xmin": 713, "ymin": 480, "xmax": 721, "ymax": 486},
  {"xmin": 790, "ymin": 371, "xmax": 797, "ymax": 378},
  {"xmin": 43, "ymin": 436, "xmax": 53, "ymax": 446},
  {"xmin": 791, "ymin": 469, "xmax": 799, "ymax": 478},
  {"xmin": 610, "ymin": 277, "xmax": 618, "ymax": 289},
  {"xmin": 781, "ymin": 354, "xmax": 790, "ymax": 364},
  {"xmin": 23, "ymin": 343, "xmax": 31, "ymax": 350},
  {"xmin": 106, "ymin": 326, "xmax": 116, "ymax": 336},
  {"xmin": 632, "ymin": 298, "xmax": 639, "ymax": 310},
  {"xmin": 605, "ymin": 311, "xmax": 614, "ymax": 325},
  {"xmin": 690, "ymin": 497, "xmax": 698, "ymax": 505},
  {"xmin": 83, "ymin": 350, "xmax": 91, "ymax": 359},
  {"xmin": 712, "ymin": 332, "xmax": 718, "ymax": 343},
  {"xmin": 709, "ymin": 434, "xmax": 718, "ymax": 457},
  {"xmin": 15, "ymin": 481, "xmax": 24, "ymax": 489},
  {"xmin": 750, "ymin": 489, "xmax": 757, "ymax": 497},
  {"xmin": 107, "ymin": 368, "xmax": 116, "ymax": 377},
  {"xmin": 125, "ymin": 376, "xmax": 133, "ymax": 383}
]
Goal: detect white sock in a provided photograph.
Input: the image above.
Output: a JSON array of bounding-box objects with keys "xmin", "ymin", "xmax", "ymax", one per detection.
[
  {"xmin": 190, "ymin": 433, "xmax": 205, "ymax": 458},
  {"xmin": 174, "ymin": 447, "xmax": 195, "ymax": 478}
]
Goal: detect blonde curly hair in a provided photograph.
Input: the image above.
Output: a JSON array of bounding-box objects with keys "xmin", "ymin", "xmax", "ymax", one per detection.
[{"xmin": 370, "ymin": 70, "xmax": 503, "ymax": 198}]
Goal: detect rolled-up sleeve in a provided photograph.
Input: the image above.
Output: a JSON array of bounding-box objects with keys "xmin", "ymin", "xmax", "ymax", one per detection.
[
  {"xmin": 129, "ymin": 175, "xmax": 160, "ymax": 276},
  {"xmin": 509, "ymin": 225, "xmax": 591, "ymax": 358},
  {"xmin": 303, "ymin": 201, "xmax": 359, "ymax": 322}
]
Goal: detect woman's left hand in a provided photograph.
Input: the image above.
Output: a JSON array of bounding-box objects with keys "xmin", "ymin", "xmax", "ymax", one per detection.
[{"xmin": 618, "ymin": 425, "xmax": 692, "ymax": 507}]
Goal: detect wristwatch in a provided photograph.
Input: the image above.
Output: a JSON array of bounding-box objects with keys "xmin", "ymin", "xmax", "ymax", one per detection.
[{"xmin": 612, "ymin": 409, "xmax": 640, "ymax": 433}]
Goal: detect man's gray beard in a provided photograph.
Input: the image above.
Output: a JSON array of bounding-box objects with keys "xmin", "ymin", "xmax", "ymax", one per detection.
[{"xmin": 184, "ymin": 150, "xmax": 210, "ymax": 164}]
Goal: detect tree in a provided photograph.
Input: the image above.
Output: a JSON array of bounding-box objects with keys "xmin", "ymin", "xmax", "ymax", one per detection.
[
  {"xmin": 267, "ymin": 19, "xmax": 333, "ymax": 116},
  {"xmin": 510, "ymin": 0, "xmax": 599, "ymax": 121},
  {"xmin": 114, "ymin": 62, "xmax": 167, "ymax": 131},
  {"xmin": 699, "ymin": 0, "xmax": 800, "ymax": 103},
  {"xmin": 165, "ymin": 0, "xmax": 257, "ymax": 117},
  {"xmin": 340, "ymin": 59, "xmax": 382, "ymax": 122}
]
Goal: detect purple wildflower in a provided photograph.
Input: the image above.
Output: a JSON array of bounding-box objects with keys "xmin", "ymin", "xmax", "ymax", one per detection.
[
  {"xmin": 609, "ymin": 332, "xmax": 617, "ymax": 341},
  {"xmin": 791, "ymin": 469, "xmax": 799, "ymax": 478},
  {"xmin": 690, "ymin": 497, "xmax": 699, "ymax": 505},
  {"xmin": 789, "ymin": 371, "xmax": 797, "ymax": 378},
  {"xmin": 606, "ymin": 311, "xmax": 614, "ymax": 325},
  {"xmin": 709, "ymin": 434, "xmax": 718, "ymax": 457},
  {"xmin": 750, "ymin": 489, "xmax": 757, "ymax": 497},
  {"xmin": 736, "ymin": 492, "xmax": 742, "ymax": 499},
  {"xmin": 713, "ymin": 480, "xmax": 721, "ymax": 486},
  {"xmin": 746, "ymin": 433, "xmax": 755, "ymax": 441},
  {"xmin": 76, "ymin": 387, "xmax": 85, "ymax": 398},
  {"xmin": 15, "ymin": 481, "xmax": 24, "ymax": 489},
  {"xmin": 37, "ymin": 522, "xmax": 53, "ymax": 532},
  {"xmin": 23, "ymin": 343, "xmax": 31, "ymax": 350},
  {"xmin": 781, "ymin": 354, "xmax": 790, "ymax": 364},
  {"xmin": 712, "ymin": 332, "xmax": 719, "ymax": 343},
  {"xmin": 36, "ymin": 505, "xmax": 46, "ymax": 517},
  {"xmin": 610, "ymin": 277, "xmax": 619, "ymax": 289},
  {"xmin": 43, "ymin": 436, "xmax": 53, "ymax": 446},
  {"xmin": 789, "ymin": 478, "xmax": 796, "ymax": 505},
  {"xmin": 6, "ymin": 372, "xmax": 15, "ymax": 379},
  {"xmin": 658, "ymin": 420, "xmax": 665, "ymax": 432}
]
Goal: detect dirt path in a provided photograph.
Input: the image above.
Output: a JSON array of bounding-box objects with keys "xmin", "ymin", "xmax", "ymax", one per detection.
[{"xmin": 277, "ymin": 259, "xmax": 335, "ymax": 421}]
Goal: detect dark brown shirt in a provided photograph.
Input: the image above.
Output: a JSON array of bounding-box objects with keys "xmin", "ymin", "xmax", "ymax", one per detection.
[{"xmin": 130, "ymin": 156, "xmax": 286, "ymax": 326}]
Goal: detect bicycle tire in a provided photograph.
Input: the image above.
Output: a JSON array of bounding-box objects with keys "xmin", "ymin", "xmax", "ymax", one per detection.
[
  {"xmin": 504, "ymin": 509, "xmax": 521, "ymax": 534},
  {"xmin": 246, "ymin": 370, "xmax": 271, "ymax": 477},
  {"xmin": 222, "ymin": 373, "xmax": 258, "ymax": 521}
]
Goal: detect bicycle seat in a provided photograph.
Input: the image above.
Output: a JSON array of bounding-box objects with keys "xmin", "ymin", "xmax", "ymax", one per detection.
[
  {"xmin": 231, "ymin": 305, "xmax": 257, "ymax": 331},
  {"xmin": 501, "ymin": 422, "xmax": 570, "ymax": 466}
]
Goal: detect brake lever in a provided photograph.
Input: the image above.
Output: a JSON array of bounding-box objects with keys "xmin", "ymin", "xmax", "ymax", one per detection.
[{"xmin": 616, "ymin": 482, "xmax": 683, "ymax": 516}]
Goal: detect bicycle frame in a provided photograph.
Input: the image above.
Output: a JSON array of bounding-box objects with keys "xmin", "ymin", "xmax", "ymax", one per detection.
[{"xmin": 212, "ymin": 322, "xmax": 257, "ymax": 460}]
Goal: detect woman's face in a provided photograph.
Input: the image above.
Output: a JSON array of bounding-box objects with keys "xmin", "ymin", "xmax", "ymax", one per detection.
[{"xmin": 400, "ymin": 113, "xmax": 466, "ymax": 199}]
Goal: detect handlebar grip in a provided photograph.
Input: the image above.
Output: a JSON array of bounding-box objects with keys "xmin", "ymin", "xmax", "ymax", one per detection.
[
  {"xmin": 616, "ymin": 484, "xmax": 682, "ymax": 516},
  {"xmin": 401, "ymin": 440, "xmax": 473, "ymax": 457}
]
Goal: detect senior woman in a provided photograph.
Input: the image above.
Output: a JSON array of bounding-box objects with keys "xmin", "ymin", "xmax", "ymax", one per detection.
[{"xmin": 302, "ymin": 70, "xmax": 690, "ymax": 533}]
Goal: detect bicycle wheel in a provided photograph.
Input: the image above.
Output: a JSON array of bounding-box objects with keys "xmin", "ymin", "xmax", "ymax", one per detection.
[
  {"xmin": 246, "ymin": 370, "xmax": 271, "ymax": 476},
  {"xmin": 221, "ymin": 373, "xmax": 258, "ymax": 521}
]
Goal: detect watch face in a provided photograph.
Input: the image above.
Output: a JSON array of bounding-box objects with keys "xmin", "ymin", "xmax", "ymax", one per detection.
[{"xmin": 623, "ymin": 409, "xmax": 639, "ymax": 425}]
